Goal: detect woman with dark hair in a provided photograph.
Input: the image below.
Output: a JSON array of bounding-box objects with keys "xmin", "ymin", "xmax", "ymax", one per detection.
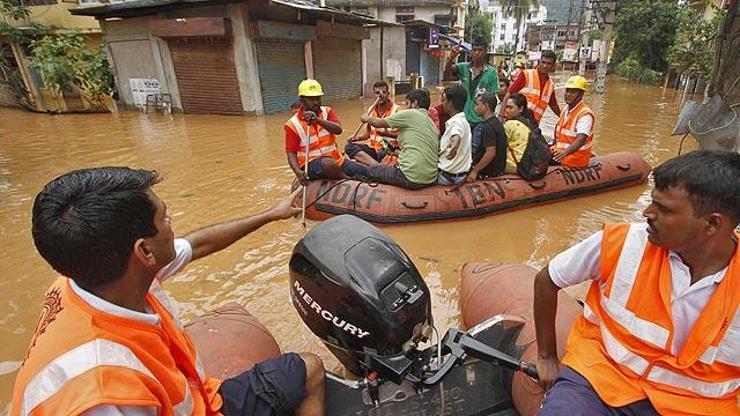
[{"xmin": 501, "ymin": 93, "xmax": 536, "ymax": 174}]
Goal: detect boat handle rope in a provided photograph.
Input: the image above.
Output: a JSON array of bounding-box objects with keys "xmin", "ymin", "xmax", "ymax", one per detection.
[
  {"xmin": 401, "ymin": 201, "xmax": 429, "ymax": 209},
  {"xmin": 617, "ymin": 163, "xmax": 631, "ymax": 171},
  {"xmin": 528, "ymin": 181, "xmax": 547, "ymax": 190}
]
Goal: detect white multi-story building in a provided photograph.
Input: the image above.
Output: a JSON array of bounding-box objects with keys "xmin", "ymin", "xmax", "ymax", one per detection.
[{"xmin": 485, "ymin": 1, "xmax": 546, "ymax": 53}]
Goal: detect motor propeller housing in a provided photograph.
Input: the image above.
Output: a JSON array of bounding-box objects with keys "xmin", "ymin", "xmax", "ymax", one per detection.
[{"xmin": 289, "ymin": 215, "xmax": 432, "ymax": 382}]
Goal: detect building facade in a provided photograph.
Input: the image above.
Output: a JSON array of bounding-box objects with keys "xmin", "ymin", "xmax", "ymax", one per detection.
[
  {"xmin": 485, "ymin": 0, "xmax": 546, "ymax": 54},
  {"xmin": 73, "ymin": 0, "xmax": 375, "ymax": 115}
]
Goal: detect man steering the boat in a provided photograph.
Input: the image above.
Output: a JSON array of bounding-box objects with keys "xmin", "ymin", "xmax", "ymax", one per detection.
[
  {"xmin": 345, "ymin": 81, "xmax": 400, "ymax": 166},
  {"xmin": 285, "ymin": 79, "xmax": 364, "ymax": 185},
  {"xmin": 533, "ymin": 150, "xmax": 740, "ymax": 415},
  {"xmin": 11, "ymin": 168, "xmax": 326, "ymax": 416}
]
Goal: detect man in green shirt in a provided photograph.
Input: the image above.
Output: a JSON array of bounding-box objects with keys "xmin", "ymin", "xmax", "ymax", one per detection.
[
  {"xmin": 361, "ymin": 89, "xmax": 439, "ymax": 189},
  {"xmin": 444, "ymin": 38, "xmax": 499, "ymax": 128}
]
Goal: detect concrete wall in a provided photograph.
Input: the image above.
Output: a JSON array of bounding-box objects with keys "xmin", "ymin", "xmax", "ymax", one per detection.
[
  {"xmin": 363, "ymin": 25, "xmax": 407, "ymax": 95},
  {"xmin": 375, "ymin": 5, "xmax": 451, "ymax": 23},
  {"xmin": 99, "ymin": 3, "xmax": 263, "ymax": 113},
  {"xmin": 19, "ymin": 3, "xmax": 100, "ymax": 33}
]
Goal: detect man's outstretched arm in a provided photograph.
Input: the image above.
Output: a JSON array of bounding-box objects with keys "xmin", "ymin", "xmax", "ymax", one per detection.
[
  {"xmin": 534, "ymin": 265, "xmax": 562, "ymax": 390},
  {"xmin": 184, "ymin": 188, "xmax": 301, "ymax": 261}
]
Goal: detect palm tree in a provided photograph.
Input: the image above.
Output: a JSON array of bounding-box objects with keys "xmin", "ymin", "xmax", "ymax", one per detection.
[{"xmin": 499, "ymin": 0, "xmax": 540, "ymax": 53}]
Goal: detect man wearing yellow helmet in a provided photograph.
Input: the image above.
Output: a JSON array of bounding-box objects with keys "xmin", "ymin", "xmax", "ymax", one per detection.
[
  {"xmin": 285, "ymin": 80, "xmax": 364, "ymax": 184},
  {"xmin": 551, "ymin": 75, "xmax": 594, "ymax": 168}
]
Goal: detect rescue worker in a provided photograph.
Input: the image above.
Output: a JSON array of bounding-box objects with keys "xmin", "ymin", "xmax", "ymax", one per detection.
[
  {"xmin": 501, "ymin": 50, "xmax": 561, "ymax": 124},
  {"xmin": 361, "ymin": 89, "xmax": 439, "ymax": 189},
  {"xmin": 345, "ymin": 81, "xmax": 400, "ymax": 165},
  {"xmin": 551, "ymin": 75, "xmax": 594, "ymax": 168},
  {"xmin": 534, "ymin": 150, "xmax": 740, "ymax": 415},
  {"xmin": 12, "ymin": 167, "xmax": 326, "ymax": 416},
  {"xmin": 444, "ymin": 38, "xmax": 499, "ymax": 129},
  {"xmin": 285, "ymin": 79, "xmax": 362, "ymax": 185}
]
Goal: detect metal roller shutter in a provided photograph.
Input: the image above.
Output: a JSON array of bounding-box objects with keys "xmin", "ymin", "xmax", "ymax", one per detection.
[
  {"xmin": 421, "ymin": 52, "xmax": 440, "ymax": 87},
  {"xmin": 313, "ymin": 37, "xmax": 362, "ymax": 102},
  {"xmin": 255, "ymin": 39, "xmax": 306, "ymax": 114},
  {"xmin": 168, "ymin": 37, "xmax": 243, "ymax": 115}
]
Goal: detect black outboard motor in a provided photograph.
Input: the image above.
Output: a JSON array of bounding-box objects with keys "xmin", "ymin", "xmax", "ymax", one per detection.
[{"xmin": 289, "ymin": 215, "xmax": 432, "ymax": 384}]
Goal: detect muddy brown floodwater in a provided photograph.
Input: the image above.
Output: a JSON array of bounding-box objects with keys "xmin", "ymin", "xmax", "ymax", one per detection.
[{"xmin": 0, "ymin": 76, "xmax": 698, "ymax": 410}]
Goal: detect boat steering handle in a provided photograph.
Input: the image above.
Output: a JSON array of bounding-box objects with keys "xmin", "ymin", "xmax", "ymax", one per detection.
[{"xmin": 519, "ymin": 361, "xmax": 539, "ymax": 380}]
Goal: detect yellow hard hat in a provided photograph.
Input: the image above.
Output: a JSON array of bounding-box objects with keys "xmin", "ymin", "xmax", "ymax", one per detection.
[
  {"xmin": 564, "ymin": 75, "xmax": 588, "ymax": 91},
  {"xmin": 298, "ymin": 79, "xmax": 324, "ymax": 97}
]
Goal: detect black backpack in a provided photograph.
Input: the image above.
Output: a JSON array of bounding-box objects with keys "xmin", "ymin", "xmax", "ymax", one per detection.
[{"xmin": 509, "ymin": 116, "xmax": 551, "ymax": 181}]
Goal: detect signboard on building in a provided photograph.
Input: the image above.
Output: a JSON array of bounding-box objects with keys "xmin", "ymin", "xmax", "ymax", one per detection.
[
  {"xmin": 563, "ymin": 41, "xmax": 578, "ymax": 61},
  {"xmin": 130, "ymin": 78, "xmax": 161, "ymax": 109},
  {"xmin": 541, "ymin": 40, "xmax": 555, "ymax": 51},
  {"xmin": 428, "ymin": 28, "xmax": 439, "ymax": 49},
  {"xmin": 528, "ymin": 51, "xmax": 541, "ymax": 61}
]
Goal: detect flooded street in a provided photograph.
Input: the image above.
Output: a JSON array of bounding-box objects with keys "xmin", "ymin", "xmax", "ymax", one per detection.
[{"xmin": 0, "ymin": 77, "xmax": 696, "ymax": 409}]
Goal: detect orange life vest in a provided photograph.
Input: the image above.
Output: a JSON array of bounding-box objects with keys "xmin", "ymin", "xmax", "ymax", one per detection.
[
  {"xmin": 285, "ymin": 106, "xmax": 344, "ymax": 167},
  {"xmin": 562, "ymin": 223, "xmax": 740, "ymax": 415},
  {"xmin": 552, "ymin": 100, "xmax": 594, "ymax": 167},
  {"xmin": 368, "ymin": 102, "xmax": 400, "ymax": 150},
  {"xmin": 11, "ymin": 277, "xmax": 223, "ymax": 416},
  {"xmin": 519, "ymin": 69, "xmax": 554, "ymax": 123}
]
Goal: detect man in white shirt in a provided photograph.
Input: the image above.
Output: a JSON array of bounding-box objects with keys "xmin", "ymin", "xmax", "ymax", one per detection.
[
  {"xmin": 533, "ymin": 151, "xmax": 740, "ymax": 415},
  {"xmin": 13, "ymin": 167, "xmax": 325, "ymax": 416},
  {"xmin": 438, "ymin": 84, "xmax": 472, "ymax": 185}
]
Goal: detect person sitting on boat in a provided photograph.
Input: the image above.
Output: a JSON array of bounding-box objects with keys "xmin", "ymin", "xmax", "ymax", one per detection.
[
  {"xmin": 361, "ymin": 89, "xmax": 439, "ymax": 189},
  {"xmin": 500, "ymin": 50, "xmax": 561, "ymax": 125},
  {"xmin": 495, "ymin": 77, "xmax": 510, "ymax": 116},
  {"xmin": 445, "ymin": 38, "xmax": 499, "ymax": 131},
  {"xmin": 467, "ymin": 93, "xmax": 508, "ymax": 182},
  {"xmin": 551, "ymin": 75, "xmax": 594, "ymax": 168},
  {"xmin": 345, "ymin": 81, "xmax": 400, "ymax": 166},
  {"xmin": 285, "ymin": 79, "xmax": 363, "ymax": 185},
  {"xmin": 533, "ymin": 150, "xmax": 740, "ymax": 415},
  {"xmin": 11, "ymin": 167, "xmax": 326, "ymax": 416},
  {"xmin": 438, "ymin": 84, "xmax": 472, "ymax": 185},
  {"xmin": 501, "ymin": 93, "xmax": 537, "ymax": 174}
]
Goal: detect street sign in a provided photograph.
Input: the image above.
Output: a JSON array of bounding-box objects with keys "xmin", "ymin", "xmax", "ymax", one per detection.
[{"xmin": 428, "ymin": 28, "xmax": 440, "ymax": 49}]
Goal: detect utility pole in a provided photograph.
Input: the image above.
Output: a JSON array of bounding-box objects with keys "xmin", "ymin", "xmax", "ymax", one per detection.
[{"xmin": 594, "ymin": 1, "xmax": 616, "ymax": 93}]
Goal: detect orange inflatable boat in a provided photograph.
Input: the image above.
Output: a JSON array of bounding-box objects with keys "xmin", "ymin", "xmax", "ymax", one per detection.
[
  {"xmin": 298, "ymin": 151, "xmax": 650, "ymax": 223},
  {"xmin": 460, "ymin": 263, "xmax": 582, "ymax": 416}
]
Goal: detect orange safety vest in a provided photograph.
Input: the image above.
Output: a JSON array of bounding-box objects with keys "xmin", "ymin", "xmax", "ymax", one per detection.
[
  {"xmin": 11, "ymin": 277, "xmax": 223, "ymax": 416},
  {"xmin": 519, "ymin": 69, "xmax": 554, "ymax": 123},
  {"xmin": 562, "ymin": 223, "xmax": 740, "ymax": 415},
  {"xmin": 285, "ymin": 106, "xmax": 344, "ymax": 167},
  {"xmin": 552, "ymin": 100, "xmax": 594, "ymax": 167},
  {"xmin": 368, "ymin": 102, "xmax": 400, "ymax": 150}
]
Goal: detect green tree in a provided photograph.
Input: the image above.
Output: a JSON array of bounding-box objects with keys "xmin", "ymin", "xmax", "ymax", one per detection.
[
  {"xmin": 499, "ymin": 0, "xmax": 539, "ymax": 52},
  {"xmin": 668, "ymin": 6, "xmax": 723, "ymax": 83},
  {"xmin": 467, "ymin": 11, "xmax": 494, "ymax": 45},
  {"xmin": 612, "ymin": 0, "xmax": 680, "ymax": 72},
  {"xmin": 30, "ymin": 33, "xmax": 115, "ymax": 103}
]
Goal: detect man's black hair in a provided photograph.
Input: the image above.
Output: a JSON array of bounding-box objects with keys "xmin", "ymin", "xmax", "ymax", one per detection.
[
  {"xmin": 472, "ymin": 38, "xmax": 488, "ymax": 48},
  {"xmin": 443, "ymin": 84, "xmax": 467, "ymax": 113},
  {"xmin": 32, "ymin": 167, "xmax": 161, "ymax": 290},
  {"xmin": 477, "ymin": 93, "xmax": 498, "ymax": 112},
  {"xmin": 407, "ymin": 88, "xmax": 431, "ymax": 110},
  {"xmin": 653, "ymin": 150, "xmax": 740, "ymax": 224},
  {"xmin": 373, "ymin": 81, "xmax": 389, "ymax": 90},
  {"xmin": 541, "ymin": 50, "xmax": 557, "ymax": 62}
]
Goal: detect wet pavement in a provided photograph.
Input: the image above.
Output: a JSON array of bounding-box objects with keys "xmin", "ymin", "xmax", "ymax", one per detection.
[{"xmin": 0, "ymin": 76, "xmax": 697, "ymax": 410}]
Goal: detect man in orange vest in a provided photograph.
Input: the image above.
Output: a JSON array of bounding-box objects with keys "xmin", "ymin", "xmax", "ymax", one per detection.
[
  {"xmin": 345, "ymin": 81, "xmax": 400, "ymax": 165},
  {"xmin": 534, "ymin": 150, "xmax": 740, "ymax": 415},
  {"xmin": 12, "ymin": 168, "xmax": 326, "ymax": 416},
  {"xmin": 551, "ymin": 75, "xmax": 594, "ymax": 167},
  {"xmin": 285, "ymin": 79, "xmax": 364, "ymax": 185},
  {"xmin": 500, "ymin": 50, "xmax": 561, "ymax": 124}
]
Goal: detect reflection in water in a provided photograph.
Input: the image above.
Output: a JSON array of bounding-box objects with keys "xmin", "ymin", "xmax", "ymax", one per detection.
[{"xmin": 0, "ymin": 77, "xmax": 696, "ymax": 406}]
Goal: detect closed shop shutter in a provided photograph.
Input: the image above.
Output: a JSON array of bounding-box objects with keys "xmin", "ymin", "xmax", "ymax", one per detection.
[
  {"xmin": 255, "ymin": 39, "xmax": 306, "ymax": 114},
  {"xmin": 406, "ymin": 40, "xmax": 420, "ymax": 76},
  {"xmin": 168, "ymin": 37, "xmax": 243, "ymax": 115},
  {"xmin": 313, "ymin": 37, "xmax": 361, "ymax": 103},
  {"xmin": 421, "ymin": 51, "xmax": 440, "ymax": 87}
]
